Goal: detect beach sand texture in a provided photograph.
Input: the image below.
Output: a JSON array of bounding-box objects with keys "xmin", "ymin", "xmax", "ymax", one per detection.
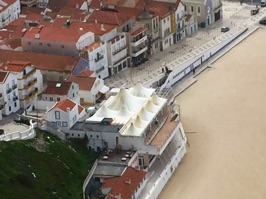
[{"xmin": 159, "ymin": 28, "xmax": 266, "ymax": 199}]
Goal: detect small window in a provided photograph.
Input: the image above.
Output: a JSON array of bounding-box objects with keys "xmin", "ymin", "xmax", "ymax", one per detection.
[
  {"xmin": 90, "ymin": 135, "xmax": 92, "ymax": 138},
  {"xmin": 97, "ymin": 135, "xmax": 99, "ymax": 138},
  {"xmin": 39, "ymin": 42, "xmax": 42, "ymax": 46},
  {"xmin": 47, "ymin": 43, "xmax": 51, "ymax": 47},
  {"xmin": 62, "ymin": 122, "xmax": 68, "ymax": 127},
  {"xmin": 61, "ymin": 45, "xmax": 64, "ymax": 48},
  {"xmin": 198, "ymin": 7, "xmax": 200, "ymax": 13},
  {"xmin": 57, "ymin": 97, "xmax": 60, "ymax": 101},
  {"xmin": 72, "ymin": 85, "xmax": 74, "ymax": 89},
  {"xmin": 28, "ymin": 42, "xmax": 31, "ymax": 45},
  {"xmin": 73, "ymin": 93, "xmax": 75, "ymax": 98},
  {"xmin": 9, "ymin": 106, "xmax": 11, "ymax": 111},
  {"xmin": 55, "ymin": 111, "xmax": 60, "ymax": 119},
  {"xmin": 50, "ymin": 97, "xmax": 53, "ymax": 101},
  {"xmin": 14, "ymin": 102, "xmax": 17, "ymax": 107},
  {"xmin": 191, "ymin": 6, "xmax": 194, "ymax": 12},
  {"xmin": 78, "ymin": 134, "xmax": 80, "ymax": 137}
]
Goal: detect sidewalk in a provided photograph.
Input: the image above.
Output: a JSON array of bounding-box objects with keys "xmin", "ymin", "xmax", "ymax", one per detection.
[{"xmin": 104, "ymin": 2, "xmax": 262, "ymax": 89}]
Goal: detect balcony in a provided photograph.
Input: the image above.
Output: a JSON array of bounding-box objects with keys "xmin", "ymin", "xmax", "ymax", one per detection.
[
  {"xmin": 131, "ymin": 35, "xmax": 148, "ymax": 47},
  {"xmin": 113, "ymin": 54, "xmax": 128, "ymax": 65},
  {"xmin": 6, "ymin": 88, "xmax": 12, "ymax": 94},
  {"xmin": 23, "ymin": 78, "xmax": 37, "ymax": 90},
  {"xmin": 12, "ymin": 84, "xmax": 17, "ymax": 90},
  {"xmin": 112, "ymin": 46, "xmax": 127, "ymax": 55},
  {"xmin": 94, "ymin": 54, "xmax": 104, "ymax": 62},
  {"xmin": 23, "ymin": 87, "xmax": 38, "ymax": 101},
  {"xmin": 131, "ymin": 46, "xmax": 148, "ymax": 57},
  {"xmin": 22, "ymin": 68, "xmax": 36, "ymax": 80}
]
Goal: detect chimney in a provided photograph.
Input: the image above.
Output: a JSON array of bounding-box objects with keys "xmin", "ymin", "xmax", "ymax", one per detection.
[
  {"xmin": 67, "ymin": 107, "xmax": 70, "ymax": 113},
  {"xmin": 76, "ymin": 3, "xmax": 79, "ymax": 9},
  {"xmin": 101, "ymin": 24, "xmax": 106, "ymax": 31},
  {"xmin": 35, "ymin": 33, "xmax": 40, "ymax": 39},
  {"xmin": 125, "ymin": 179, "xmax": 131, "ymax": 184},
  {"xmin": 95, "ymin": 19, "xmax": 97, "ymax": 23}
]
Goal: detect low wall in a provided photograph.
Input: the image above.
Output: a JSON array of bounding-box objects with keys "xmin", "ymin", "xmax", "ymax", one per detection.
[
  {"xmin": 41, "ymin": 124, "xmax": 66, "ymax": 140},
  {"xmin": 0, "ymin": 120, "xmax": 36, "ymax": 141},
  {"xmin": 144, "ymin": 27, "xmax": 248, "ymax": 90},
  {"xmin": 143, "ymin": 142, "xmax": 187, "ymax": 199}
]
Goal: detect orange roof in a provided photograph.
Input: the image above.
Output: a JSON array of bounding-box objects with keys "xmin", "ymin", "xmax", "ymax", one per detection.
[
  {"xmin": 67, "ymin": 73, "xmax": 96, "ymax": 91},
  {"xmin": 66, "ymin": 0, "xmax": 86, "ymax": 8},
  {"xmin": 43, "ymin": 81, "xmax": 73, "ymax": 95},
  {"xmin": 25, "ymin": 13, "xmax": 43, "ymax": 21},
  {"xmin": 50, "ymin": 98, "xmax": 76, "ymax": 112},
  {"xmin": 89, "ymin": 0, "xmax": 101, "ymax": 9},
  {"xmin": 116, "ymin": 7, "xmax": 143, "ymax": 18},
  {"xmin": 78, "ymin": 105, "xmax": 84, "ymax": 114},
  {"xmin": 106, "ymin": 167, "xmax": 147, "ymax": 199},
  {"xmin": 0, "ymin": 49, "xmax": 78, "ymax": 72},
  {"xmin": 87, "ymin": 10, "xmax": 132, "ymax": 26},
  {"xmin": 131, "ymin": 27, "xmax": 146, "ymax": 37},
  {"xmin": 101, "ymin": 177, "xmax": 119, "ymax": 189},
  {"xmin": 1, "ymin": 61, "xmax": 31, "ymax": 72},
  {"xmin": 57, "ymin": 7, "xmax": 88, "ymax": 21},
  {"xmin": 78, "ymin": 69, "xmax": 94, "ymax": 77},
  {"xmin": 146, "ymin": 0, "xmax": 180, "ymax": 19},
  {"xmin": 0, "ymin": 71, "xmax": 9, "ymax": 83}
]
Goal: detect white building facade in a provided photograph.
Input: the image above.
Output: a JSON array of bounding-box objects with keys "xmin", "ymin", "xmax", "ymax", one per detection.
[
  {"xmin": 0, "ymin": 0, "xmax": 20, "ymax": 28},
  {"xmin": 0, "ymin": 71, "xmax": 20, "ymax": 117}
]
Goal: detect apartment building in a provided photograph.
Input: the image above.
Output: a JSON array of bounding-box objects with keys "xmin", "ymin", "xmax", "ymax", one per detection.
[
  {"xmin": 0, "ymin": 71, "xmax": 20, "ymax": 117},
  {"xmin": 0, "ymin": 0, "xmax": 20, "ymax": 28},
  {"xmin": 1, "ymin": 61, "xmax": 43, "ymax": 109},
  {"xmin": 21, "ymin": 24, "xmax": 95, "ymax": 56}
]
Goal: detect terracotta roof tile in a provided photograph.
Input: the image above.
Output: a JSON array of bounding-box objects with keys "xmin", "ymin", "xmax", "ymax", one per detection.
[
  {"xmin": 66, "ymin": 0, "xmax": 86, "ymax": 8},
  {"xmin": 0, "ymin": 49, "xmax": 78, "ymax": 72},
  {"xmin": 43, "ymin": 81, "xmax": 72, "ymax": 95},
  {"xmin": 24, "ymin": 13, "xmax": 43, "ymax": 21},
  {"xmin": 78, "ymin": 105, "xmax": 84, "ymax": 114},
  {"xmin": 67, "ymin": 72, "xmax": 96, "ymax": 91},
  {"xmin": 50, "ymin": 98, "xmax": 76, "ymax": 112},
  {"xmin": 47, "ymin": 0, "xmax": 68, "ymax": 12},
  {"xmin": 87, "ymin": 10, "xmax": 132, "ymax": 26},
  {"xmin": 0, "ymin": 61, "xmax": 31, "ymax": 72},
  {"xmin": 116, "ymin": 7, "xmax": 143, "ymax": 18},
  {"xmin": 89, "ymin": 0, "xmax": 100, "ymax": 9},
  {"xmin": 0, "ymin": 71, "xmax": 9, "ymax": 83},
  {"xmin": 105, "ymin": 167, "xmax": 147, "ymax": 199},
  {"xmin": 57, "ymin": 7, "xmax": 88, "ymax": 20}
]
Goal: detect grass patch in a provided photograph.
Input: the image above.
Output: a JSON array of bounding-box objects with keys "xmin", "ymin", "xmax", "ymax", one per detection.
[{"xmin": 0, "ymin": 129, "xmax": 98, "ymax": 199}]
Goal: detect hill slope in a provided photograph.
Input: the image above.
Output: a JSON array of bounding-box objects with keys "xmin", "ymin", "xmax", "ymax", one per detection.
[{"xmin": 0, "ymin": 129, "xmax": 98, "ymax": 199}]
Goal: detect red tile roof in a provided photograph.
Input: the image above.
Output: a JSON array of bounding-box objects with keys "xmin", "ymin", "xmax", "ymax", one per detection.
[
  {"xmin": 131, "ymin": 27, "xmax": 146, "ymax": 37},
  {"xmin": 57, "ymin": 7, "xmax": 88, "ymax": 20},
  {"xmin": 66, "ymin": 0, "xmax": 86, "ymax": 8},
  {"xmin": 67, "ymin": 70, "xmax": 96, "ymax": 91},
  {"xmin": 78, "ymin": 105, "xmax": 84, "ymax": 114},
  {"xmin": 0, "ymin": 49, "xmax": 78, "ymax": 72},
  {"xmin": 50, "ymin": 98, "xmax": 76, "ymax": 112},
  {"xmin": 24, "ymin": 13, "xmax": 43, "ymax": 21},
  {"xmin": 0, "ymin": 61, "xmax": 31, "ymax": 72},
  {"xmin": 89, "ymin": 0, "xmax": 101, "ymax": 9},
  {"xmin": 43, "ymin": 81, "xmax": 73, "ymax": 95},
  {"xmin": 87, "ymin": 10, "xmax": 133, "ymax": 26},
  {"xmin": 105, "ymin": 167, "xmax": 147, "ymax": 199},
  {"xmin": 0, "ymin": 71, "xmax": 9, "ymax": 83},
  {"xmin": 85, "ymin": 42, "xmax": 100, "ymax": 51},
  {"xmin": 47, "ymin": 0, "xmax": 68, "ymax": 12},
  {"xmin": 116, "ymin": 7, "xmax": 143, "ymax": 18}
]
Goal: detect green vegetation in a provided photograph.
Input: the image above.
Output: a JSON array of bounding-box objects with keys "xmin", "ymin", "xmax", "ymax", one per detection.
[{"xmin": 0, "ymin": 129, "xmax": 98, "ymax": 199}]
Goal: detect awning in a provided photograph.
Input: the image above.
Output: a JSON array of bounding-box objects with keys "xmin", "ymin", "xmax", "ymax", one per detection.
[{"xmin": 99, "ymin": 85, "xmax": 109, "ymax": 94}]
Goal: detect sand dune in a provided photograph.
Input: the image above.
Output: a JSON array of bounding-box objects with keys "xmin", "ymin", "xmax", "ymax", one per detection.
[{"xmin": 159, "ymin": 28, "xmax": 266, "ymax": 199}]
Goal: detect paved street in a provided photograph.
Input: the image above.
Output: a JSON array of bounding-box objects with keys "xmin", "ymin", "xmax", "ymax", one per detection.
[{"xmin": 104, "ymin": 2, "xmax": 266, "ymax": 89}]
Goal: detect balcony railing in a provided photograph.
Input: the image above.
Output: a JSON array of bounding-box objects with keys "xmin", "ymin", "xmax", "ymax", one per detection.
[
  {"xmin": 12, "ymin": 84, "xmax": 17, "ymax": 90},
  {"xmin": 22, "ymin": 68, "xmax": 36, "ymax": 80},
  {"xmin": 13, "ymin": 96, "xmax": 18, "ymax": 101},
  {"xmin": 131, "ymin": 35, "xmax": 148, "ymax": 47},
  {"xmin": 23, "ymin": 78, "xmax": 37, "ymax": 90},
  {"xmin": 113, "ymin": 54, "xmax": 128, "ymax": 65},
  {"xmin": 6, "ymin": 88, "xmax": 12, "ymax": 94},
  {"xmin": 132, "ymin": 46, "xmax": 148, "ymax": 57},
  {"xmin": 112, "ymin": 46, "xmax": 127, "ymax": 55}
]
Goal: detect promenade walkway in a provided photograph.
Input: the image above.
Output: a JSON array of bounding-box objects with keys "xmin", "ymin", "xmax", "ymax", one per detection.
[{"xmin": 104, "ymin": 2, "xmax": 266, "ymax": 89}]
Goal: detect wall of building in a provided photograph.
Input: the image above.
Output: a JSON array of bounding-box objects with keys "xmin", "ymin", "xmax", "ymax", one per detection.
[{"xmin": 0, "ymin": 0, "xmax": 20, "ymax": 28}]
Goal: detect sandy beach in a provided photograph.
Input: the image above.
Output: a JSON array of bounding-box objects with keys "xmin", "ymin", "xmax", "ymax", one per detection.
[{"xmin": 159, "ymin": 28, "xmax": 266, "ymax": 199}]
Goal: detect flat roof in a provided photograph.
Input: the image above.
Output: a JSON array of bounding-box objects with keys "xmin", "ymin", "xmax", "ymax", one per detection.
[{"xmin": 70, "ymin": 121, "xmax": 123, "ymax": 132}]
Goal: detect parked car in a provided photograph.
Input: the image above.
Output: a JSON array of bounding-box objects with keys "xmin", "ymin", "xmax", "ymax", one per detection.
[
  {"xmin": 259, "ymin": 17, "xmax": 266, "ymax": 25},
  {"xmin": 251, "ymin": 7, "xmax": 260, "ymax": 15},
  {"xmin": 221, "ymin": 27, "xmax": 230, "ymax": 33},
  {"xmin": 261, "ymin": 0, "xmax": 266, "ymax": 7}
]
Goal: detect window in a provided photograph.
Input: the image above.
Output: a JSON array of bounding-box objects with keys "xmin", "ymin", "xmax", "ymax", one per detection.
[
  {"xmin": 61, "ymin": 45, "xmax": 64, "ymax": 48},
  {"xmin": 72, "ymin": 85, "xmax": 74, "ymax": 89},
  {"xmin": 78, "ymin": 134, "xmax": 80, "ymax": 137},
  {"xmin": 14, "ymin": 102, "xmax": 17, "ymax": 107},
  {"xmin": 191, "ymin": 6, "xmax": 194, "ymax": 12},
  {"xmin": 9, "ymin": 106, "xmax": 11, "ymax": 111},
  {"xmin": 57, "ymin": 97, "xmax": 60, "ymax": 101},
  {"xmin": 185, "ymin": 5, "xmax": 187, "ymax": 11},
  {"xmin": 73, "ymin": 93, "xmax": 75, "ymax": 98},
  {"xmin": 164, "ymin": 19, "xmax": 166, "ymax": 23},
  {"xmin": 50, "ymin": 97, "xmax": 53, "ymax": 101},
  {"xmin": 39, "ymin": 42, "xmax": 42, "ymax": 46},
  {"xmin": 23, "ymin": 70, "xmax": 26, "ymax": 76},
  {"xmin": 90, "ymin": 135, "xmax": 92, "ymax": 138},
  {"xmin": 198, "ymin": 6, "xmax": 200, "ymax": 13},
  {"xmin": 55, "ymin": 111, "xmax": 60, "ymax": 119},
  {"xmin": 47, "ymin": 43, "xmax": 51, "ymax": 47},
  {"xmin": 28, "ymin": 42, "xmax": 31, "ymax": 45},
  {"xmin": 62, "ymin": 122, "xmax": 68, "ymax": 127},
  {"xmin": 72, "ymin": 115, "xmax": 77, "ymax": 123},
  {"xmin": 97, "ymin": 135, "xmax": 99, "ymax": 138}
]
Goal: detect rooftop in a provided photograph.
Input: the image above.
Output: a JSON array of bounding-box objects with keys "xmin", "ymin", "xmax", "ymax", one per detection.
[
  {"xmin": 0, "ymin": 71, "xmax": 9, "ymax": 83},
  {"xmin": 49, "ymin": 98, "xmax": 76, "ymax": 112},
  {"xmin": 0, "ymin": 49, "xmax": 78, "ymax": 72},
  {"xmin": 0, "ymin": 61, "xmax": 32, "ymax": 73},
  {"xmin": 43, "ymin": 81, "xmax": 73, "ymax": 96},
  {"xmin": 67, "ymin": 72, "xmax": 96, "ymax": 91}
]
